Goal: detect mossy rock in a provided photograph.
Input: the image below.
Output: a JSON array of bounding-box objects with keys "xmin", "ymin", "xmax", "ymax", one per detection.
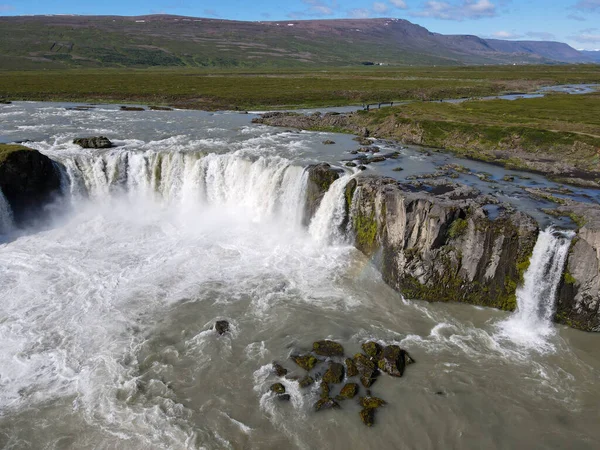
[
  {"xmin": 346, "ymin": 162, "xmax": 357, "ymax": 167},
  {"xmin": 360, "ymin": 396, "xmax": 386, "ymax": 409},
  {"xmin": 214, "ymin": 320, "xmax": 230, "ymax": 335},
  {"xmin": 360, "ymin": 408, "xmax": 375, "ymax": 427},
  {"xmin": 314, "ymin": 397, "xmax": 340, "ymax": 412},
  {"xmin": 272, "ymin": 363, "xmax": 287, "ymax": 377},
  {"xmin": 361, "ymin": 341, "xmax": 382, "ymax": 359},
  {"xmin": 73, "ymin": 136, "xmax": 113, "ymax": 149},
  {"xmin": 320, "ymin": 381, "xmax": 330, "ymax": 399},
  {"xmin": 299, "ymin": 375, "xmax": 315, "ymax": 388},
  {"xmin": 291, "ymin": 354, "xmax": 319, "ymax": 371},
  {"xmin": 323, "ymin": 362, "xmax": 345, "ymax": 384},
  {"xmin": 322, "ymin": 140, "xmax": 336, "ymax": 145},
  {"xmin": 336, "ymin": 383, "xmax": 359, "ymax": 400},
  {"xmin": 377, "ymin": 345, "xmax": 407, "ymax": 377},
  {"xmin": 270, "ymin": 383, "xmax": 286, "ymax": 394},
  {"xmin": 345, "ymin": 358, "xmax": 358, "ymax": 377},
  {"xmin": 312, "ymin": 340, "xmax": 344, "ymax": 357},
  {"xmin": 354, "ymin": 353, "xmax": 378, "ymax": 388}
]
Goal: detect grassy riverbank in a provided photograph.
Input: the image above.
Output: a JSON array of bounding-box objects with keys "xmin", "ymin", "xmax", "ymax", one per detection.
[{"xmin": 1, "ymin": 65, "xmax": 600, "ymax": 110}]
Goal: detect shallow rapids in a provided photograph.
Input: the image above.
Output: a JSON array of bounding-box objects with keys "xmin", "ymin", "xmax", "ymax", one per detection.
[{"xmin": 0, "ymin": 102, "xmax": 599, "ymax": 449}]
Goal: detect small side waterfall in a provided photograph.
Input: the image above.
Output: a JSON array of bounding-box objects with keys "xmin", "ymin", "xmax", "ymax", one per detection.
[
  {"xmin": 0, "ymin": 188, "xmax": 14, "ymax": 235},
  {"xmin": 309, "ymin": 174, "xmax": 353, "ymax": 244},
  {"xmin": 498, "ymin": 228, "xmax": 574, "ymax": 349}
]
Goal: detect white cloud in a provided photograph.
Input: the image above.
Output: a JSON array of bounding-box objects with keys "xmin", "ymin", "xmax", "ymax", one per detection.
[
  {"xmin": 492, "ymin": 30, "xmax": 523, "ymax": 39},
  {"xmin": 413, "ymin": 0, "xmax": 497, "ymax": 21},
  {"xmin": 571, "ymin": 33, "xmax": 600, "ymax": 43},
  {"xmin": 573, "ymin": 0, "xmax": 600, "ymax": 11},
  {"xmin": 390, "ymin": 0, "xmax": 408, "ymax": 8},
  {"xmin": 349, "ymin": 8, "xmax": 371, "ymax": 18},
  {"xmin": 373, "ymin": 2, "xmax": 389, "ymax": 13}
]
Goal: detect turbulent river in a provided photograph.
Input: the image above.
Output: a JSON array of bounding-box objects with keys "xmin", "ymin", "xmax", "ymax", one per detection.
[{"xmin": 0, "ymin": 102, "xmax": 599, "ymax": 449}]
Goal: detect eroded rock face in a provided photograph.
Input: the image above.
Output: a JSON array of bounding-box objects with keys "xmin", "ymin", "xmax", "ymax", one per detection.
[
  {"xmin": 344, "ymin": 176, "xmax": 539, "ymax": 312},
  {"xmin": 556, "ymin": 226, "xmax": 600, "ymax": 331},
  {"xmin": 0, "ymin": 144, "xmax": 62, "ymax": 227},
  {"xmin": 303, "ymin": 164, "xmax": 341, "ymax": 226}
]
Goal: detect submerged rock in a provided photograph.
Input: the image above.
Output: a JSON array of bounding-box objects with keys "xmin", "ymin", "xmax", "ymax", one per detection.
[
  {"xmin": 320, "ymin": 381, "xmax": 330, "ymax": 398},
  {"xmin": 360, "ymin": 408, "xmax": 375, "ymax": 427},
  {"xmin": 120, "ymin": 106, "xmax": 145, "ymax": 111},
  {"xmin": 148, "ymin": 105, "xmax": 173, "ymax": 111},
  {"xmin": 323, "ymin": 362, "xmax": 345, "ymax": 384},
  {"xmin": 314, "ymin": 397, "xmax": 340, "ymax": 411},
  {"xmin": 270, "ymin": 383, "xmax": 286, "ymax": 394},
  {"xmin": 291, "ymin": 354, "xmax": 319, "ymax": 371},
  {"xmin": 360, "ymin": 396, "xmax": 386, "ymax": 409},
  {"xmin": 273, "ymin": 363, "xmax": 288, "ymax": 377},
  {"xmin": 299, "ymin": 375, "xmax": 315, "ymax": 388},
  {"xmin": 346, "ymin": 162, "xmax": 357, "ymax": 167},
  {"xmin": 312, "ymin": 340, "xmax": 344, "ymax": 357},
  {"xmin": 322, "ymin": 140, "xmax": 335, "ymax": 145},
  {"xmin": 73, "ymin": 136, "xmax": 113, "ymax": 149},
  {"xmin": 214, "ymin": 320, "xmax": 230, "ymax": 335},
  {"xmin": 336, "ymin": 383, "xmax": 359, "ymax": 400},
  {"xmin": 277, "ymin": 394, "xmax": 291, "ymax": 401}
]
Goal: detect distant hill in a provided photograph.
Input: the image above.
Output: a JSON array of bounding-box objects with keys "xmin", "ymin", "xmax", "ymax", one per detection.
[
  {"xmin": 0, "ymin": 15, "xmax": 593, "ymax": 69},
  {"xmin": 580, "ymin": 50, "xmax": 600, "ymax": 63}
]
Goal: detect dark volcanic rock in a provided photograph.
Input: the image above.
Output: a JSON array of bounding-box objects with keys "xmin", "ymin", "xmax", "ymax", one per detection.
[
  {"xmin": 0, "ymin": 144, "xmax": 62, "ymax": 227},
  {"xmin": 277, "ymin": 394, "xmax": 291, "ymax": 401},
  {"xmin": 214, "ymin": 320, "xmax": 230, "ymax": 335},
  {"xmin": 346, "ymin": 162, "xmax": 357, "ymax": 167},
  {"xmin": 345, "ymin": 358, "xmax": 358, "ymax": 377},
  {"xmin": 312, "ymin": 340, "xmax": 344, "ymax": 357},
  {"xmin": 378, "ymin": 345, "xmax": 408, "ymax": 377},
  {"xmin": 73, "ymin": 136, "xmax": 113, "ymax": 149},
  {"xmin": 291, "ymin": 354, "xmax": 319, "ymax": 371},
  {"xmin": 322, "ymin": 362, "xmax": 345, "ymax": 384},
  {"xmin": 361, "ymin": 341, "xmax": 382, "ymax": 359},
  {"xmin": 336, "ymin": 383, "xmax": 359, "ymax": 400},
  {"xmin": 354, "ymin": 353, "xmax": 378, "ymax": 388},
  {"xmin": 299, "ymin": 375, "xmax": 315, "ymax": 388},
  {"xmin": 120, "ymin": 106, "xmax": 145, "ymax": 111},
  {"xmin": 273, "ymin": 363, "xmax": 288, "ymax": 377},
  {"xmin": 270, "ymin": 383, "xmax": 286, "ymax": 394},
  {"xmin": 314, "ymin": 397, "xmax": 340, "ymax": 411},
  {"xmin": 360, "ymin": 408, "xmax": 375, "ymax": 426}
]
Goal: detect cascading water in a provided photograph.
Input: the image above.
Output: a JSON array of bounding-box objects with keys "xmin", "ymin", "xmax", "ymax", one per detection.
[
  {"xmin": 497, "ymin": 228, "xmax": 574, "ymax": 350},
  {"xmin": 0, "ymin": 188, "xmax": 14, "ymax": 236},
  {"xmin": 309, "ymin": 174, "xmax": 354, "ymax": 244},
  {"xmin": 57, "ymin": 150, "xmax": 309, "ymax": 226}
]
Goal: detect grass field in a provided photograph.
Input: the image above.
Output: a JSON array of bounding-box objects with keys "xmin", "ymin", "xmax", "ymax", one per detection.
[{"xmin": 1, "ymin": 65, "xmax": 600, "ymax": 110}]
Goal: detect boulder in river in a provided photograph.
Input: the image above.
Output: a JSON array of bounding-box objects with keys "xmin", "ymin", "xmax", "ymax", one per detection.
[
  {"xmin": 323, "ymin": 362, "xmax": 345, "ymax": 384},
  {"xmin": 361, "ymin": 341, "xmax": 382, "ymax": 359},
  {"xmin": 120, "ymin": 106, "xmax": 145, "ymax": 111},
  {"xmin": 322, "ymin": 140, "xmax": 335, "ymax": 145},
  {"xmin": 360, "ymin": 396, "xmax": 386, "ymax": 408},
  {"xmin": 299, "ymin": 375, "xmax": 315, "ymax": 388},
  {"xmin": 320, "ymin": 381, "xmax": 330, "ymax": 398},
  {"xmin": 378, "ymin": 345, "xmax": 410, "ymax": 377},
  {"xmin": 354, "ymin": 353, "xmax": 378, "ymax": 388},
  {"xmin": 336, "ymin": 383, "xmax": 358, "ymax": 400},
  {"xmin": 314, "ymin": 397, "xmax": 340, "ymax": 412},
  {"xmin": 345, "ymin": 358, "xmax": 358, "ymax": 377},
  {"xmin": 273, "ymin": 363, "xmax": 288, "ymax": 377},
  {"xmin": 214, "ymin": 320, "xmax": 230, "ymax": 335},
  {"xmin": 360, "ymin": 408, "xmax": 375, "ymax": 427},
  {"xmin": 291, "ymin": 354, "xmax": 319, "ymax": 371},
  {"xmin": 312, "ymin": 340, "xmax": 344, "ymax": 357},
  {"xmin": 270, "ymin": 383, "xmax": 286, "ymax": 394},
  {"xmin": 277, "ymin": 394, "xmax": 291, "ymax": 402},
  {"xmin": 73, "ymin": 136, "xmax": 113, "ymax": 149}
]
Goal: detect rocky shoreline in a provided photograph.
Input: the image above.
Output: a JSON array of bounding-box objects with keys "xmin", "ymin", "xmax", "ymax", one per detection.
[{"xmin": 253, "ymin": 111, "xmax": 600, "ymax": 188}]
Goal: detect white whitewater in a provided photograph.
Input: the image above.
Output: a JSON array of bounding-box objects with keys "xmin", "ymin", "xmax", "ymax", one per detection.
[
  {"xmin": 0, "ymin": 188, "xmax": 14, "ymax": 235},
  {"xmin": 498, "ymin": 228, "xmax": 574, "ymax": 350},
  {"xmin": 58, "ymin": 150, "xmax": 308, "ymax": 226}
]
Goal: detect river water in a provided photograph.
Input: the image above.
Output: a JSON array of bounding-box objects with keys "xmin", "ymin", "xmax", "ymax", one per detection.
[{"xmin": 0, "ymin": 102, "xmax": 599, "ymax": 449}]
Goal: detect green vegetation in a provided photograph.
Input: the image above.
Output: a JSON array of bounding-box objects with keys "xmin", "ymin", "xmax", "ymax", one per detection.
[
  {"xmin": 564, "ymin": 272, "xmax": 577, "ymax": 285},
  {"xmin": 0, "ymin": 144, "xmax": 32, "ymax": 165},
  {"xmin": 448, "ymin": 218, "xmax": 468, "ymax": 239}
]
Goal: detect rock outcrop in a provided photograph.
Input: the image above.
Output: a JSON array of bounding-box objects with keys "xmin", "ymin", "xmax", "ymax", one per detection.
[
  {"xmin": 73, "ymin": 136, "xmax": 113, "ymax": 149},
  {"xmin": 555, "ymin": 204, "xmax": 600, "ymax": 331},
  {"xmin": 0, "ymin": 144, "xmax": 62, "ymax": 227},
  {"xmin": 303, "ymin": 163, "xmax": 341, "ymax": 226}
]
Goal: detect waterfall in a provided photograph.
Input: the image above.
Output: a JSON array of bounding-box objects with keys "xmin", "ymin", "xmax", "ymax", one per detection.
[
  {"xmin": 498, "ymin": 228, "xmax": 574, "ymax": 349},
  {"xmin": 309, "ymin": 174, "xmax": 353, "ymax": 244},
  {"xmin": 55, "ymin": 150, "xmax": 309, "ymax": 226},
  {"xmin": 0, "ymin": 188, "xmax": 14, "ymax": 235}
]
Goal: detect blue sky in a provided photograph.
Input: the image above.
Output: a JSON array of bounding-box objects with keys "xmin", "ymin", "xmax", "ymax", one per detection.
[{"xmin": 2, "ymin": 1, "xmax": 600, "ymax": 50}]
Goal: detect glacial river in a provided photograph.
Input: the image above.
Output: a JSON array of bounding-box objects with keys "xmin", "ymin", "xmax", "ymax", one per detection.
[{"xmin": 0, "ymin": 102, "xmax": 599, "ymax": 449}]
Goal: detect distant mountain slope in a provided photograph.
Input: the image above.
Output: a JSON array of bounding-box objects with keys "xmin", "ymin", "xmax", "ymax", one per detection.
[
  {"xmin": 580, "ymin": 50, "xmax": 600, "ymax": 63},
  {"xmin": 0, "ymin": 15, "xmax": 591, "ymax": 69}
]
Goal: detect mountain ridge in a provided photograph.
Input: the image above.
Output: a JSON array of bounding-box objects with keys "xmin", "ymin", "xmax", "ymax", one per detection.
[{"xmin": 0, "ymin": 14, "xmax": 594, "ymax": 69}]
